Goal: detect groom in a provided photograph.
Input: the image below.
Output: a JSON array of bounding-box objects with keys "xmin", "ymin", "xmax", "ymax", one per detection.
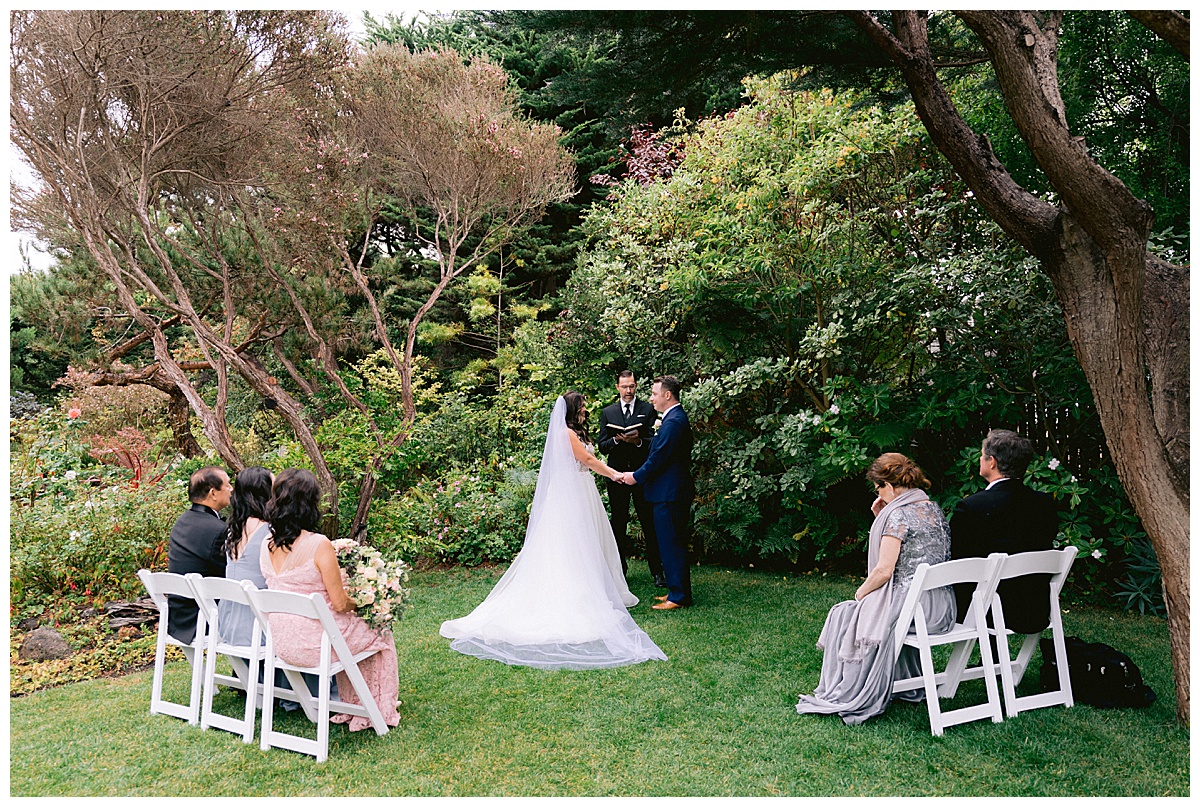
[{"xmin": 620, "ymin": 375, "xmax": 694, "ymax": 610}]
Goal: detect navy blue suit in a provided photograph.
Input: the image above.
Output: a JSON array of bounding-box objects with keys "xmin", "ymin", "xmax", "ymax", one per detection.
[{"xmin": 632, "ymin": 405, "xmax": 694, "ymax": 605}]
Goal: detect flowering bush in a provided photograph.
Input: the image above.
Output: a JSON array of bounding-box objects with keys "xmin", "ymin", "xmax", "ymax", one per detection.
[{"xmin": 330, "ymin": 539, "xmax": 413, "ymax": 630}]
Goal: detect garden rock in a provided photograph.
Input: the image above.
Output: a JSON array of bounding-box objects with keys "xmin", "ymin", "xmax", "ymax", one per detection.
[
  {"xmin": 17, "ymin": 617, "xmax": 39, "ymax": 632},
  {"xmin": 19, "ymin": 627, "xmax": 73, "ymax": 660}
]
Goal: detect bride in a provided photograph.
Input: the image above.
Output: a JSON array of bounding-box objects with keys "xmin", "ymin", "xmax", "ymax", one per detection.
[{"xmin": 440, "ymin": 392, "xmax": 667, "ymax": 669}]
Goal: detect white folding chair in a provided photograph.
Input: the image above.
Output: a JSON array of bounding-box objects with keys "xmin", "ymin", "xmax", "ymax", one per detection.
[
  {"xmin": 891, "ymin": 553, "xmax": 1007, "ymax": 736},
  {"xmin": 245, "ymin": 588, "xmax": 390, "ymax": 762},
  {"xmin": 188, "ymin": 575, "xmax": 264, "ymax": 742},
  {"xmin": 137, "ymin": 569, "xmax": 206, "ymax": 725},
  {"xmin": 982, "ymin": 547, "xmax": 1078, "ymax": 718}
]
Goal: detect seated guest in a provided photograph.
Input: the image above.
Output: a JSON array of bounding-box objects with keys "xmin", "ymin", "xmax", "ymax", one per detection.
[
  {"xmin": 218, "ymin": 466, "xmax": 275, "ymax": 647},
  {"xmin": 260, "ymin": 469, "xmax": 399, "ymax": 730},
  {"xmin": 796, "ymin": 453, "xmax": 955, "ymax": 725},
  {"xmin": 950, "ymin": 429, "xmax": 1060, "ymax": 634},
  {"xmin": 166, "ymin": 466, "xmax": 231, "ymax": 643},
  {"xmin": 220, "ymin": 466, "xmax": 335, "ymax": 704}
]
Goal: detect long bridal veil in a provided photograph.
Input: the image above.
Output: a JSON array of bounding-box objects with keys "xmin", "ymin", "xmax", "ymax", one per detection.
[{"xmin": 440, "ymin": 396, "xmax": 666, "ymax": 669}]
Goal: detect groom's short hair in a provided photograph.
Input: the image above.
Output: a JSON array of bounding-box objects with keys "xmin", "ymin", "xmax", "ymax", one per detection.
[{"xmin": 655, "ymin": 375, "xmax": 682, "ymax": 401}]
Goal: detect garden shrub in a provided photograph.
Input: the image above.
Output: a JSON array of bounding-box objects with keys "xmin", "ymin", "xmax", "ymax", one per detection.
[{"xmin": 379, "ymin": 467, "xmax": 538, "ymax": 565}]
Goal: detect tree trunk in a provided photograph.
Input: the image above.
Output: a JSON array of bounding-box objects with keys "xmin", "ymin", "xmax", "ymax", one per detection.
[
  {"xmin": 166, "ymin": 390, "xmax": 203, "ymax": 458},
  {"xmin": 1045, "ymin": 219, "xmax": 1189, "ymax": 722}
]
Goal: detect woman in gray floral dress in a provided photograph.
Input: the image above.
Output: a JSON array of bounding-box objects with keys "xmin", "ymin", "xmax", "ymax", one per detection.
[{"xmin": 795, "ymin": 453, "xmax": 955, "ymax": 724}]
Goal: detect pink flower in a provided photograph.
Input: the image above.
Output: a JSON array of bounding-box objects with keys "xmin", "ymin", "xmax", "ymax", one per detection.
[{"xmin": 68, "ymin": 408, "xmax": 82, "ymax": 419}]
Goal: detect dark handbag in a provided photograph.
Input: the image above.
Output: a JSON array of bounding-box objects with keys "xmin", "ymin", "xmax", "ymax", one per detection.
[{"xmin": 1040, "ymin": 636, "xmax": 1156, "ymax": 708}]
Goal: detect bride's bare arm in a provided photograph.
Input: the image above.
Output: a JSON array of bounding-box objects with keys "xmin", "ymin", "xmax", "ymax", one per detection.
[{"xmin": 568, "ymin": 429, "xmax": 622, "ymax": 480}]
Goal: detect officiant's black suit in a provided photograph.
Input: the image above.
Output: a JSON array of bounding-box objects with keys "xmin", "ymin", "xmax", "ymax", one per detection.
[
  {"xmin": 949, "ymin": 479, "xmax": 1060, "ymax": 634},
  {"xmin": 166, "ymin": 503, "xmax": 227, "ymax": 642},
  {"xmin": 599, "ymin": 397, "xmax": 662, "ymax": 580}
]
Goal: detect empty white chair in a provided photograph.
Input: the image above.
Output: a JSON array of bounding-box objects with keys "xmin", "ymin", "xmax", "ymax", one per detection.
[
  {"xmin": 891, "ymin": 553, "xmax": 1007, "ymax": 736},
  {"xmin": 137, "ymin": 569, "xmax": 206, "ymax": 725},
  {"xmin": 245, "ymin": 587, "xmax": 390, "ymax": 762},
  {"xmin": 979, "ymin": 547, "xmax": 1078, "ymax": 718}
]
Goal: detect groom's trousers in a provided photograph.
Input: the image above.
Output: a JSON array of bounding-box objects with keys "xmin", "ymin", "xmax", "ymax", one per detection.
[
  {"xmin": 652, "ymin": 497, "xmax": 693, "ymax": 606},
  {"xmin": 605, "ymin": 478, "xmax": 662, "ymax": 579}
]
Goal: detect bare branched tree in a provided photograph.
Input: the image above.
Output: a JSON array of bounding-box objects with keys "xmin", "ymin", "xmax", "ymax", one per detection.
[
  {"xmin": 12, "ymin": 10, "xmax": 355, "ymax": 517},
  {"xmin": 257, "ymin": 45, "xmax": 576, "ymax": 536}
]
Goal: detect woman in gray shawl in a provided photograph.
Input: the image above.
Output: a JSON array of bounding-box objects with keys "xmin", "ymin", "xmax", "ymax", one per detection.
[{"xmin": 796, "ymin": 452, "xmax": 955, "ymax": 725}]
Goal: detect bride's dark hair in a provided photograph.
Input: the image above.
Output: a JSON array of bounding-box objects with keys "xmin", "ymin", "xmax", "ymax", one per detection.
[{"xmin": 563, "ymin": 391, "xmax": 590, "ymax": 444}]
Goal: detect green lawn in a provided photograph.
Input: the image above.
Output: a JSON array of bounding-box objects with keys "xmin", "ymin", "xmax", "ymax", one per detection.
[{"xmin": 9, "ymin": 564, "xmax": 1188, "ymax": 796}]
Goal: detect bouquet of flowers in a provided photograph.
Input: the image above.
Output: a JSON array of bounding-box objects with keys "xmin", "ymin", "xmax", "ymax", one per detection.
[{"xmin": 330, "ymin": 538, "xmax": 413, "ymax": 631}]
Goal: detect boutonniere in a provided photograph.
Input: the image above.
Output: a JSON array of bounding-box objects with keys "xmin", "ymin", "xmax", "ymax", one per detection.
[{"xmin": 653, "ymin": 415, "xmax": 663, "ymax": 432}]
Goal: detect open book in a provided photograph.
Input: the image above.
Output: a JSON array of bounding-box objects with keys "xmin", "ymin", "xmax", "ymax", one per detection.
[{"xmin": 606, "ymin": 423, "xmax": 643, "ymax": 434}]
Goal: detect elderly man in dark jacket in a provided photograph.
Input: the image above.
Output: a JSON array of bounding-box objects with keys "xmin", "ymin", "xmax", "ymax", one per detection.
[
  {"xmin": 950, "ymin": 430, "xmax": 1060, "ymax": 634},
  {"xmin": 166, "ymin": 466, "xmax": 232, "ymax": 642}
]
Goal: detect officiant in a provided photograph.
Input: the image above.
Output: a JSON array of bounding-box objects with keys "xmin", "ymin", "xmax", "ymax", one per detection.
[{"xmin": 599, "ymin": 371, "xmax": 665, "ymax": 588}]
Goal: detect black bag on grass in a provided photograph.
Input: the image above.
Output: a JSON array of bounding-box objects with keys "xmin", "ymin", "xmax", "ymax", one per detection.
[{"xmin": 1040, "ymin": 636, "xmax": 1156, "ymax": 709}]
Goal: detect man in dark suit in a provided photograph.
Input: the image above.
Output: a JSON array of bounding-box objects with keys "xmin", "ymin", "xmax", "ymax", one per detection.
[
  {"xmin": 950, "ymin": 429, "xmax": 1060, "ymax": 634},
  {"xmin": 621, "ymin": 375, "xmax": 694, "ymax": 610},
  {"xmin": 166, "ymin": 466, "xmax": 232, "ymax": 642},
  {"xmin": 598, "ymin": 370, "xmax": 664, "ymax": 587}
]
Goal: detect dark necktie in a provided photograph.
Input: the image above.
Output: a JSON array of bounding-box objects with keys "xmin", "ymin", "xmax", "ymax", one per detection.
[{"xmin": 624, "ymin": 404, "xmax": 631, "ymax": 421}]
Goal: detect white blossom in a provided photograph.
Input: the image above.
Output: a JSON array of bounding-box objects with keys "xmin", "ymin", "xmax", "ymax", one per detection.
[
  {"xmin": 1091, "ymin": 550, "xmax": 1102, "ymax": 560},
  {"xmin": 64, "ymin": 470, "xmax": 78, "ymax": 480},
  {"xmin": 828, "ymin": 404, "xmax": 840, "ymax": 415},
  {"xmin": 1048, "ymin": 458, "xmax": 1061, "ymax": 471}
]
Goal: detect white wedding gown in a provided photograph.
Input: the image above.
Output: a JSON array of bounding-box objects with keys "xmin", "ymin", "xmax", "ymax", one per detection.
[{"xmin": 440, "ymin": 397, "xmax": 667, "ymax": 669}]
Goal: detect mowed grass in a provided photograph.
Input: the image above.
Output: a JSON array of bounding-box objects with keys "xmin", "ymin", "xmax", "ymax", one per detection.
[{"xmin": 9, "ymin": 564, "xmax": 1188, "ymax": 796}]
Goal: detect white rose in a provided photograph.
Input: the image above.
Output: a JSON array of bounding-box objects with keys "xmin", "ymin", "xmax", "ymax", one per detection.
[
  {"xmin": 361, "ymin": 566, "xmax": 378, "ymax": 580},
  {"xmin": 64, "ymin": 470, "xmax": 78, "ymax": 480}
]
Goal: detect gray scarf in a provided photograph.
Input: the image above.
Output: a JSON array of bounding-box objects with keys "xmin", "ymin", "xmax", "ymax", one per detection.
[{"xmin": 835, "ymin": 487, "xmax": 930, "ymax": 663}]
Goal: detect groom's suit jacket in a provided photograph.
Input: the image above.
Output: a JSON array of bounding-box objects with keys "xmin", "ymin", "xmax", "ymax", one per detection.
[
  {"xmin": 598, "ymin": 397, "xmax": 656, "ymax": 472},
  {"xmin": 632, "ymin": 405, "xmax": 694, "ymax": 503}
]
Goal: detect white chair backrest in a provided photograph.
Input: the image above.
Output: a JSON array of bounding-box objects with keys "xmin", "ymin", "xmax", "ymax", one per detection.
[
  {"xmin": 246, "ymin": 588, "xmax": 359, "ymax": 670},
  {"xmin": 190, "ymin": 574, "xmax": 257, "ymax": 612},
  {"xmin": 244, "ymin": 588, "xmax": 350, "ymax": 658},
  {"xmin": 138, "ymin": 569, "xmax": 198, "ymax": 605},
  {"xmin": 894, "ymin": 553, "xmax": 1006, "ymax": 652},
  {"xmin": 250, "ymin": 588, "xmax": 324, "ymax": 621},
  {"xmin": 997, "ymin": 546, "xmax": 1078, "ymax": 590}
]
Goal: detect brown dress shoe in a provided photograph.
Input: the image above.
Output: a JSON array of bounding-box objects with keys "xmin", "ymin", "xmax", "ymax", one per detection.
[
  {"xmin": 654, "ymin": 594, "xmax": 670, "ymax": 602},
  {"xmin": 651, "ymin": 600, "xmax": 683, "ymax": 610}
]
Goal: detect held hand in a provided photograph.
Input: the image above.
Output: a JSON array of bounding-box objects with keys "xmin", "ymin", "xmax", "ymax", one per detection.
[{"xmin": 620, "ymin": 472, "xmax": 636, "ymax": 486}]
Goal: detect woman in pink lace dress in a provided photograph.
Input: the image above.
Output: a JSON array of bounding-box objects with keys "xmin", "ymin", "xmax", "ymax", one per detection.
[{"xmin": 260, "ymin": 468, "xmax": 399, "ymax": 730}]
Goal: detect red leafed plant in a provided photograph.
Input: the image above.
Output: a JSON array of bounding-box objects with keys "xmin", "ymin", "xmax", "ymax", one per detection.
[{"xmin": 86, "ymin": 428, "xmax": 168, "ymax": 488}]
